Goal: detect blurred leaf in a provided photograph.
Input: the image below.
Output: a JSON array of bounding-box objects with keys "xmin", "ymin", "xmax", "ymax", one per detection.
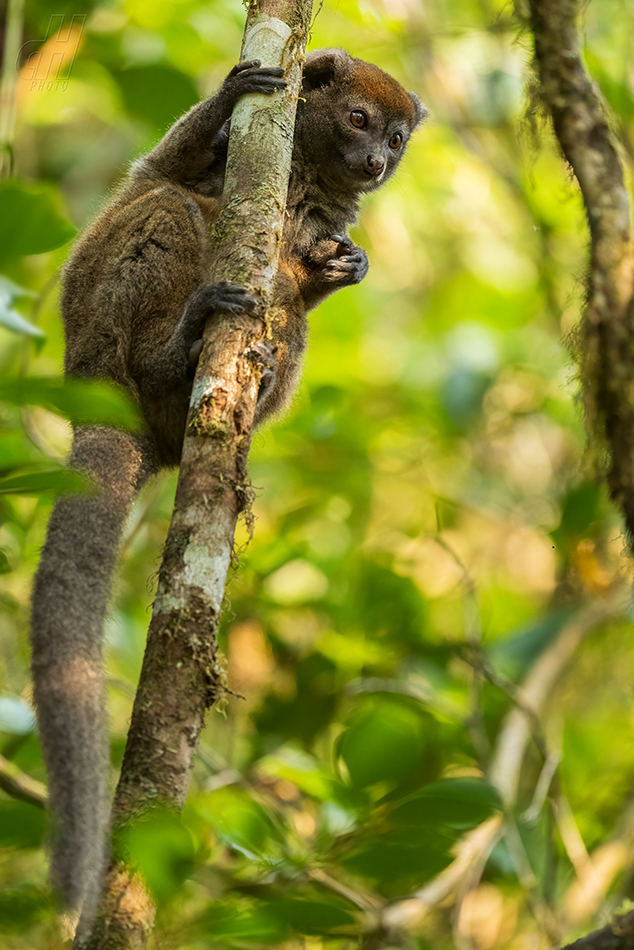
[
  {"xmin": 0, "ymin": 467, "xmax": 90, "ymax": 496},
  {"xmin": 257, "ymin": 747, "xmax": 337, "ymax": 801},
  {"xmin": 0, "ymin": 377, "xmax": 142, "ymax": 428},
  {"xmin": 112, "ymin": 65, "xmax": 199, "ymax": 130},
  {"xmin": 255, "ymin": 653, "xmax": 338, "ymax": 746},
  {"xmin": 352, "ymin": 560, "xmax": 429, "ymax": 649},
  {"xmin": 200, "ymin": 786, "xmax": 283, "ymax": 858},
  {"xmin": 264, "ymin": 559, "xmax": 329, "ymax": 604},
  {"xmin": 487, "ymin": 606, "xmax": 576, "ymax": 679},
  {"xmin": 0, "ymin": 888, "xmax": 48, "ymax": 931},
  {"xmin": 338, "ymin": 697, "xmax": 426, "ymax": 788},
  {"xmin": 202, "ymin": 892, "xmax": 355, "ymax": 941},
  {"xmin": 0, "ymin": 308, "xmax": 44, "ymax": 338},
  {"xmin": 0, "ymin": 697, "xmax": 37, "ymax": 735},
  {"xmin": 441, "ymin": 368, "xmax": 491, "ymax": 426},
  {"xmin": 0, "ymin": 276, "xmax": 43, "ymax": 338},
  {"xmin": 340, "ymin": 830, "xmax": 452, "ymax": 895},
  {"xmin": 0, "ymin": 801, "xmax": 46, "ymax": 849},
  {"xmin": 204, "ymin": 903, "xmax": 289, "ymax": 942},
  {"xmin": 0, "ymin": 181, "xmax": 76, "ymax": 262},
  {"xmin": 122, "ymin": 809, "xmax": 195, "ymax": 905},
  {"xmin": 0, "ymin": 432, "xmax": 36, "ymax": 474},
  {"xmin": 391, "ymin": 777, "xmax": 501, "ymax": 830},
  {"xmin": 271, "ymin": 897, "xmax": 356, "ymax": 934},
  {"xmin": 551, "ymin": 482, "xmax": 606, "ymax": 552}
]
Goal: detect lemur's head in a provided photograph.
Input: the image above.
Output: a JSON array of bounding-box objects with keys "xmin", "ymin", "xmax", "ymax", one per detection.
[{"xmin": 298, "ymin": 48, "xmax": 428, "ymax": 193}]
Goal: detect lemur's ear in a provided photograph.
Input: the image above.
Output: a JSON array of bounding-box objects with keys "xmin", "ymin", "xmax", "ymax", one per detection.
[
  {"xmin": 302, "ymin": 48, "xmax": 352, "ymax": 90},
  {"xmin": 410, "ymin": 92, "xmax": 430, "ymax": 129}
]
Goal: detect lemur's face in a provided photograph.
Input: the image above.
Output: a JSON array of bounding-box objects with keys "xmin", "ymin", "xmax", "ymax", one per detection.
[{"xmin": 299, "ymin": 49, "xmax": 427, "ymax": 194}]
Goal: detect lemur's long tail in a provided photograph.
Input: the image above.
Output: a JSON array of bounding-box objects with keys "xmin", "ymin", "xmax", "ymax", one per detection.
[{"xmin": 30, "ymin": 426, "xmax": 155, "ymax": 923}]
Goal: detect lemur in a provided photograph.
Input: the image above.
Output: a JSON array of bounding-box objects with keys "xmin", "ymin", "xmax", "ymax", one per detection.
[{"xmin": 30, "ymin": 48, "xmax": 427, "ymax": 919}]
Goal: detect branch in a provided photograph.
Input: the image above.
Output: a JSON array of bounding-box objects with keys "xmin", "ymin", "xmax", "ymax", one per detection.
[
  {"xmin": 0, "ymin": 0, "xmax": 24, "ymax": 179},
  {"xmin": 521, "ymin": 0, "xmax": 634, "ymax": 540},
  {"xmin": 77, "ymin": 2, "xmax": 312, "ymax": 946},
  {"xmin": 0, "ymin": 752, "xmax": 47, "ymax": 808},
  {"xmin": 559, "ymin": 912, "xmax": 634, "ymax": 950},
  {"xmin": 562, "ymin": 795, "xmax": 634, "ymax": 927}
]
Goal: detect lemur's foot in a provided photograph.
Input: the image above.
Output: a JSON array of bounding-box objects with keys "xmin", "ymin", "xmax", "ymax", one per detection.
[
  {"xmin": 185, "ymin": 283, "xmax": 257, "ymax": 368},
  {"xmin": 247, "ymin": 340, "xmax": 277, "ymax": 404}
]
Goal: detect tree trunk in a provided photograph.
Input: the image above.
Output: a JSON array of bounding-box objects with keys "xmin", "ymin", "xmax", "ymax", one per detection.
[
  {"xmin": 75, "ymin": 1, "xmax": 312, "ymax": 946},
  {"xmin": 519, "ymin": 0, "xmax": 634, "ymax": 944},
  {"xmin": 521, "ymin": 0, "xmax": 634, "ymax": 539}
]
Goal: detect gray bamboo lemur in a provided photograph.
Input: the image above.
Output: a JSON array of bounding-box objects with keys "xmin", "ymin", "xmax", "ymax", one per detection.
[{"xmin": 30, "ymin": 48, "xmax": 427, "ymax": 920}]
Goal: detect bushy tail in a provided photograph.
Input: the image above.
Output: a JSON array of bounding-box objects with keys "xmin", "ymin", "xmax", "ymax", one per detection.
[{"xmin": 30, "ymin": 426, "xmax": 155, "ymax": 922}]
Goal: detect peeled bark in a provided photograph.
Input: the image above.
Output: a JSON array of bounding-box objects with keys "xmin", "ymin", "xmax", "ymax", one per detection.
[{"xmin": 76, "ymin": 1, "xmax": 312, "ymax": 946}]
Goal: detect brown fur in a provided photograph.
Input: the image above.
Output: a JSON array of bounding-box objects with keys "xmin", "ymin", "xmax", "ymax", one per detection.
[{"xmin": 31, "ymin": 49, "xmax": 426, "ymax": 920}]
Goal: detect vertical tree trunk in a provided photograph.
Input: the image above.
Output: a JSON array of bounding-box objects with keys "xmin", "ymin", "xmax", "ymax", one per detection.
[
  {"xmin": 76, "ymin": 1, "xmax": 313, "ymax": 946},
  {"xmin": 521, "ymin": 0, "xmax": 634, "ymax": 539},
  {"xmin": 517, "ymin": 1, "xmax": 634, "ymax": 943}
]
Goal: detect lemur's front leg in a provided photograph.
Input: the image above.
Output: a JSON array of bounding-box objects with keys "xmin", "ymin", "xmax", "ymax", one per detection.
[{"xmin": 300, "ymin": 235, "xmax": 369, "ymax": 310}]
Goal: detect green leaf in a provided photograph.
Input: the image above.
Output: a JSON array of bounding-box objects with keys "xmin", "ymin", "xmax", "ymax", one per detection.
[
  {"xmin": 0, "ymin": 467, "xmax": 90, "ymax": 496},
  {"xmin": 204, "ymin": 905, "xmax": 289, "ymax": 942},
  {"xmin": 0, "ymin": 306, "xmax": 44, "ymax": 338},
  {"xmin": 122, "ymin": 809, "xmax": 195, "ymax": 905},
  {"xmin": 0, "ymin": 377, "xmax": 142, "ymax": 429},
  {"xmin": 200, "ymin": 786, "xmax": 283, "ymax": 858},
  {"xmin": 0, "ymin": 431, "xmax": 36, "ymax": 473},
  {"xmin": 0, "ymin": 181, "xmax": 76, "ymax": 262},
  {"xmin": 0, "ymin": 801, "xmax": 46, "ymax": 849},
  {"xmin": 340, "ymin": 831, "xmax": 452, "ymax": 895},
  {"xmin": 257, "ymin": 747, "xmax": 337, "ymax": 801},
  {"xmin": 0, "ymin": 276, "xmax": 43, "ymax": 338},
  {"xmin": 392, "ymin": 778, "xmax": 501, "ymax": 830},
  {"xmin": 488, "ymin": 606, "xmax": 576, "ymax": 679},
  {"xmin": 338, "ymin": 698, "xmax": 426, "ymax": 788},
  {"xmin": 0, "ymin": 887, "xmax": 48, "ymax": 931},
  {"xmin": 271, "ymin": 898, "xmax": 356, "ymax": 935},
  {"xmin": 113, "ymin": 65, "xmax": 199, "ymax": 130}
]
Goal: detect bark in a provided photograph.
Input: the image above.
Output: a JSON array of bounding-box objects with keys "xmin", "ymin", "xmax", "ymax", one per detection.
[
  {"xmin": 560, "ymin": 912, "xmax": 634, "ymax": 950},
  {"xmin": 512, "ymin": 3, "xmax": 634, "ymax": 948},
  {"xmin": 520, "ymin": 0, "xmax": 634, "ymax": 540},
  {"xmin": 75, "ymin": 2, "xmax": 312, "ymax": 947}
]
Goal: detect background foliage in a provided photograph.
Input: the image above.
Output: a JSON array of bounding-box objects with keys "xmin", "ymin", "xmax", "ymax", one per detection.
[{"xmin": 1, "ymin": 0, "xmax": 634, "ymax": 947}]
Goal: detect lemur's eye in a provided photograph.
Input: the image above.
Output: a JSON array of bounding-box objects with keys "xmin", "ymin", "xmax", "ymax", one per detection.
[
  {"xmin": 389, "ymin": 132, "xmax": 403, "ymax": 149},
  {"xmin": 350, "ymin": 110, "xmax": 367, "ymax": 129}
]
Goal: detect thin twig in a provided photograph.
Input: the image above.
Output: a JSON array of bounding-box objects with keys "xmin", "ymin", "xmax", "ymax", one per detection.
[
  {"xmin": 0, "ymin": 752, "xmax": 47, "ymax": 808},
  {"xmin": 522, "ymin": 748, "xmax": 562, "ymax": 824}
]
